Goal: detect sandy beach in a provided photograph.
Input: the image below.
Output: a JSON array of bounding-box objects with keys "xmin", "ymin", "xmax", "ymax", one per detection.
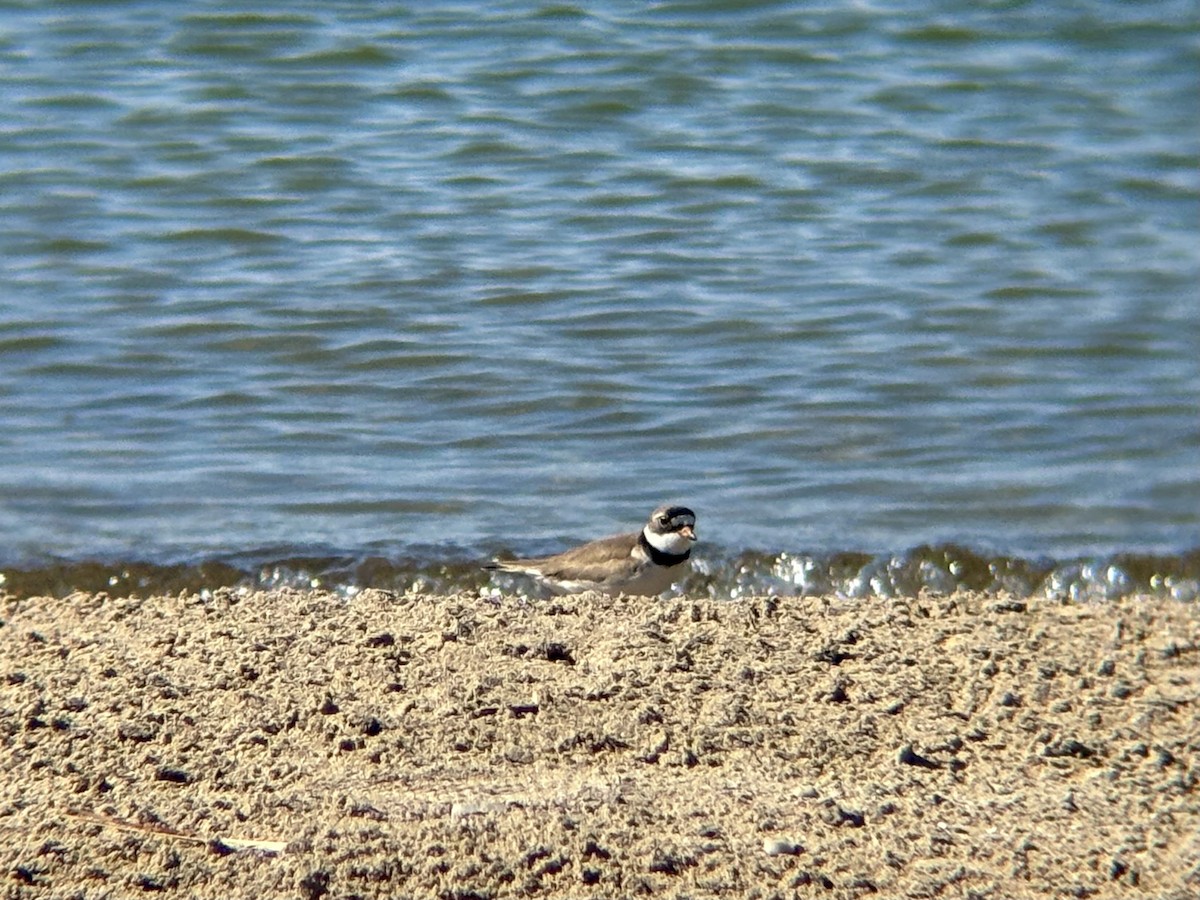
[{"xmin": 2, "ymin": 588, "xmax": 1197, "ymax": 899}]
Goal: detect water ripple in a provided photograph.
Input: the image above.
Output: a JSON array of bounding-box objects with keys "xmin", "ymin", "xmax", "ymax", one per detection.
[
  {"xmin": 3, "ymin": 545, "xmax": 1197, "ymax": 605},
  {"xmin": 0, "ymin": 1, "xmax": 1196, "ymax": 569}
]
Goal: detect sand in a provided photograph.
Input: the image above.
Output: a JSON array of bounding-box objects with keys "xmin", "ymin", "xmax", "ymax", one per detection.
[{"xmin": 1, "ymin": 588, "xmax": 1197, "ymax": 899}]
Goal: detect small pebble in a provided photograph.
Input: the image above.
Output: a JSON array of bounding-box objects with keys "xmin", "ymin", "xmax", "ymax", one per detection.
[{"xmin": 762, "ymin": 837, "xmax": 802, "ymax": 856}]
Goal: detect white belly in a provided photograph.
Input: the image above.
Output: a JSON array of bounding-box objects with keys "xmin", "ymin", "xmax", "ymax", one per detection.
[{"xmin": 548, "ymin": 559, "xmax": 689, "ymax": 597}]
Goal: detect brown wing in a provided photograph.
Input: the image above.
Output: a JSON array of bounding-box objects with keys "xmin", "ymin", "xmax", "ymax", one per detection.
[{"xmin": 508, "ymin": 531, "xmax": 641, "ymax": 582}]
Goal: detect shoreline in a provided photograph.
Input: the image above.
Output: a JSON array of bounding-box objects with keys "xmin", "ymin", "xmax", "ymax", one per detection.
[
  {"xmin": 2, "ymin": 589, "xmax": 1197, "ymax": 898},
  {"xmin": 3, "ymin": 542, "xmax": 1199, "ymax": 603}
]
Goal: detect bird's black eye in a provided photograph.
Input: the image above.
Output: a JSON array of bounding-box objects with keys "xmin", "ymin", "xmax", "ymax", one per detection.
[{"xmin": 657, "ymin": 515, "xmax": 670, "ymax": 527}]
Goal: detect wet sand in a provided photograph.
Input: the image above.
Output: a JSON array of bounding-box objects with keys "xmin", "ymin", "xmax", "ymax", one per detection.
[{"xmin": 2, "ymin": 588, "xmax": 1197, "ymax": 899}]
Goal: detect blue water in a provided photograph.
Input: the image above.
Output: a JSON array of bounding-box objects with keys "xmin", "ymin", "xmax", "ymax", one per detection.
[{"xmin": 1, "ymin": 2, "xmax": 1198, "ymax": 599}]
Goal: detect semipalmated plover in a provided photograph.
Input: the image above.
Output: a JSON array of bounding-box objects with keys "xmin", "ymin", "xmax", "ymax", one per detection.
[{"xmin": 487, "ymin": 504, "xmax": 697, "ymax": 596}]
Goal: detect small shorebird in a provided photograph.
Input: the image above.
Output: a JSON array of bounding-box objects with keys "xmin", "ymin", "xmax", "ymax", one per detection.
[{"xmin": 487, "ymin": 504, "xmax": 697, "ymax": 596}]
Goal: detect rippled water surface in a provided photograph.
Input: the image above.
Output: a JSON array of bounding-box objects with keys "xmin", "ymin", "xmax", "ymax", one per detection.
[{"xmin": 1, "ymin": 2, "xmax": 1198, "ymax": 598}]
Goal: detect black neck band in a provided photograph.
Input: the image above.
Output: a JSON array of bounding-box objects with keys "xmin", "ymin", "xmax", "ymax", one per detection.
[{"xmin": 639, "ymin": 531, "xmax": 691, "ymax": 567}]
